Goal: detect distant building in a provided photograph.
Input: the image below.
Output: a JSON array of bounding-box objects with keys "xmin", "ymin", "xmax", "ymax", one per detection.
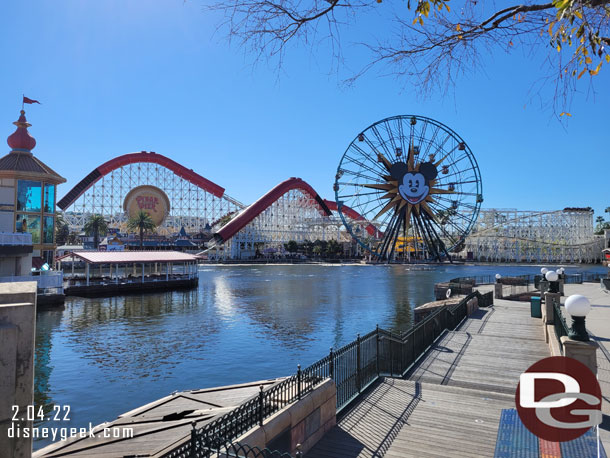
[
  {"xmin": 99, "ymin": 235, "xmax": 124, "ymax": 251},
  {"xmin": 0, "ymin": 110, "xmax": 66, "ymax": 266}
]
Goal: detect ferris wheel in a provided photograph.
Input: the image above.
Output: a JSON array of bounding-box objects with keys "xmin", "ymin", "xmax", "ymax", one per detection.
[{"xmin": 334, "ymin": 115, "xmax": 483, "ymax": 261}]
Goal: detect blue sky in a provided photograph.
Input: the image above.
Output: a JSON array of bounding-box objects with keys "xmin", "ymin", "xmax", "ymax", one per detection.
[{"xmin": 1, "ymin": 1, "xmax": 608, "ymax": 218}]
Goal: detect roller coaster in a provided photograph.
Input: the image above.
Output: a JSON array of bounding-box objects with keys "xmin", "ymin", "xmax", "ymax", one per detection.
[{"xmin": 58, "ymin": 151, "xmax": 603, "ymax": 262}]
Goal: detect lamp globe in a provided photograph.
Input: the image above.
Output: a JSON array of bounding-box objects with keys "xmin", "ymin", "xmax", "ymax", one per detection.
[
  {"xmin": 565, "ymin": 295, "xmax": 591, "ymax": 317},
  {"xmin": 545, "ymin": 271, "xmax": 559, "ymax": 282}
]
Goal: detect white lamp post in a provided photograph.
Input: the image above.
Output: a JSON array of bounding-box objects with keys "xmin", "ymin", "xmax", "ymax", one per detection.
[
  {"xmin": 545, "ymin": 271, "xmax": 558, "ymax": 282},
  {"xmin": 565, "ymin": 294, "xmax": 591, "ymax": 341},
  {"xmin": 545, "ymin": 270, "xmax": 559, "ymax": 293},
  {"xmin": 495, "ymin": 273, "xmax": 501, "ymax": 282},
  {"xmin": 541, "ymin": 268, "xmax": 548, "ymax": 275}
]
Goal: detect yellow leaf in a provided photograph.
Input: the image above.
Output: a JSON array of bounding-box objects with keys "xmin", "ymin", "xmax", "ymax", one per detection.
[
  {"xmin": 412, "ymin": 17, "xmax": 419, "ymax": 25},
  {"xmin": 548, "ymin": 23, "xmax": 554, "ymax": 36},
  {"xmin": 509, "ymin": 41, "xmax": 514, "ymax": 47},
  {"xmin": 556, "ymin": 44, "xmax": 561, "ymax": 52},
  {"xmin": 457, "ymin": 35, "xmax": 463, "ymax": 40},
  {"xmin": 419, "ymin": 16, "xmax": 424, "ymax": 26},
  {"xmin": 585, "ymin": 56, "xmax": 592, "ymax": 64},
  {"xmin": 574, "ymin": 10, "xmax": 583, "ymax": 19},
  {"xmin": 577, "ymin": 69, "xmax": 586, "ymax": 79},
  {"xmin": 589, "ymin": 69, "xmax": 599, "ymax": 76},
  {"xmin": 559, "ymin": 112, "xmax": 572, "ymax": 117},
  {"xmin": 456, "ymin": 23, "xmax": 461, "ymax": 32},
  {"xmin": 445, "ymin": 4, "xmax": 450, "ymax": 12},
  {"xmin": 606, "ymin": 55, "xmax": 610, "ymax": 63}
]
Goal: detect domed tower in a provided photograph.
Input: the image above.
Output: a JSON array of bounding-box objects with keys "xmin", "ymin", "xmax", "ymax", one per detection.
[{"xmin": 0, "ymin": 110, "xmax": 66, "ymax": 266}]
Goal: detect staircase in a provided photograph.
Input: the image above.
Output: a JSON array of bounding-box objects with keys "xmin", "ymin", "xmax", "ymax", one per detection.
[{"xmin": 307, "ymin": 298, "xmax": 553, "ymax": 457}]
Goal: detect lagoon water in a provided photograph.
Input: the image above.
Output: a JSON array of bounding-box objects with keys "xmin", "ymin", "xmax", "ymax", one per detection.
[{"xmin": 34, "ymin": 263, "xmax": 606, "ymax": 449}]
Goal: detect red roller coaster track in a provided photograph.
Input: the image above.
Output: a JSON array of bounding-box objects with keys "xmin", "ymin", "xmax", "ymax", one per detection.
[
  {"xmin": 323, "ymin": 200, "xmax": 380, "ymax": 237},
  {"xmin": 214, "ymin": 178, "xmax": 332, "ymax": 243},
  {"xmin": 57, "ymin": 151, "xmax": 225, "ymax": 210},
  {"xmin": 58, "ymin": 151, "xmax": 377, "ymax": 243}
]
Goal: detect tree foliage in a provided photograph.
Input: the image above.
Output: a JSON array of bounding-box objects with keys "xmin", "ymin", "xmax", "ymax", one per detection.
[
  {"xmin": 83, "ymin": 214, "xmax": 108, "ymax": 249},
  {"xmin": 209, "ymin": 0, "xmax": 610, "ymax": 113},
  {"xmin": 55, "ymin": 212, "xmax": 69, "ymax": 246},
  {"xmin": 127, "ymin": 211, "xmax": 157, "ymax": 250}
]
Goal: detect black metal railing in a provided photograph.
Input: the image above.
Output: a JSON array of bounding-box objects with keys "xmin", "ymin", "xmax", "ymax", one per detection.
[
  {"xmin": 450, "ymin": 274, "xmax": 533, "ymax": 287},
  {"xmin": 162, "ymin": 291, "xmax": 487, "ymax": 458},
  {"xmin": 563, "ymin": 272, "xmax": 607, "ymax": 284},
  {"xmin": 552, "ymin": 298, "xmax": 570, "ymax": 354}
]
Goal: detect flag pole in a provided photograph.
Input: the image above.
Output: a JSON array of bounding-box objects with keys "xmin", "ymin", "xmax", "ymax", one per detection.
[{"xmin": 22, "ymin": 94, "xmax": 24, "ymax": 110}]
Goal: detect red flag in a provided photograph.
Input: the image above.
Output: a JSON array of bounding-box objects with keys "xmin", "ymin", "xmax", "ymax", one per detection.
[{"xmin": 23, "ymin": 96, "xmax": 41, "ymax": 104}]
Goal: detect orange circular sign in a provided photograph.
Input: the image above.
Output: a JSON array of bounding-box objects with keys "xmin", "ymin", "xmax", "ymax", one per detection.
[{"xmin": 123, "ymin": 185, "xmax": 170, "ymax": 226}]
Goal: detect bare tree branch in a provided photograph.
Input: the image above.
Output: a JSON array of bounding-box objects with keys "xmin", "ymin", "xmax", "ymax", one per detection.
[{"xmin": 206, "ymin": 0, "xmax": 610, "ymax": 115}]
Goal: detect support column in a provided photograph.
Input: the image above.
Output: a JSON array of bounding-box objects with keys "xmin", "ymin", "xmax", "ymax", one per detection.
[
  {"xmin": 166, "ymin": 262, "xmax": 169, "ymax": 281},
  {"xmin": 0, "ymin": 282, "xmax": 36, "ymax": 458},
  {"xmin": 86, "ymin": 263, "xmax": 90, "ymax": 286},
  {"xmin": 71, "ymin": 257, "xmax": 74, "ymax": 278},
  {"xmin": 543, "ymin": 292, "xmax": 561, "ymax": 324},
  {"xmin": 494, "ymin": 283, "xmax": 503, "ymax": 299},
  {"xmin": 142, "ymin": 263, "xmax": 145, "ymax": 283},
  {"xmin": 560, "ymin": 337, "xmax": 599, "ymax": 376},
  {"xmin": 116, "ymin": 264, "xmax": 119, "ymax": 284}
]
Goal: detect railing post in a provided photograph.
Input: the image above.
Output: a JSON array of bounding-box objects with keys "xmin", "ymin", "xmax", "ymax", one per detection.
[
  {"xmin": 423, "ymin": 320, "xmax": 427, "ymax": 346},
  {"xmin": 329, "ymin": 347, "xmax": 334, "ymax": 379},
  {"xmin": 376, "ymin": 324, "xmax": 380, "ymax": 377},
  {"xmin": 356, "ymin": 334, "xmax": 361, "ymax": 393},
  {"xmin": 297, "ymin": 364, "xmax": 302, "ymax": 400},
  {"xmin": 389, "ymin": 334, "xmax": 394, "ymax": 376},
  {"xmin": 190, "ymin": 421, "xmax": 197, "ymax": 458},
  {"xmin": 259, "ymin": 385, "xmax": 264, "ymax": 426}
]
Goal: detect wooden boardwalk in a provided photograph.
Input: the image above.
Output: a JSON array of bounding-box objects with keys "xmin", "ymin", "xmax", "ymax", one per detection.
[{"xmin": 307, "ymin": 298, "xmax": 550, "ymax": 458}]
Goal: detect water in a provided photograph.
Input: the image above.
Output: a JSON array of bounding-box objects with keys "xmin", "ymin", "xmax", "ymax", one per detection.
[{"xmin": 33, "ymin": 263, "xmax": 606, "ymax": 449}]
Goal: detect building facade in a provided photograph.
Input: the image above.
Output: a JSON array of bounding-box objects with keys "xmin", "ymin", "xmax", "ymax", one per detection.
[{"xmin": 0, "ymin": 110, "xmax": 66, "ymax": 265}]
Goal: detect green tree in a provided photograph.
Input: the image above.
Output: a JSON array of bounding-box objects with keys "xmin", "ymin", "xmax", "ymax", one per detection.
[
  {"xmin": 326, "ymin": 240, "xmax": 343, "ymax": 258},
  {"xmin": 285, "ymin": 240, "xmax": 299, "ymax": 254},
  {"xmin": 67, "ymin": 231, "xmax": 79, "ymax": 245},
  {"xmin": 83, "ymin": 214, "xmax": 108, "ymax": 249},
  {"xmin": 210, "ymin": 0, "xmax": 610, "ymax": 114},
  {"xmin": 55, "ymin": 212, "xmax": 69, "ymax": 246},
  {"xmin": 302, "ymin": 240, "xmax": 314, "ymax": 257},
  {"xmin": 127, "ymin": 211, "xmax": 157, "ymax": 250}
]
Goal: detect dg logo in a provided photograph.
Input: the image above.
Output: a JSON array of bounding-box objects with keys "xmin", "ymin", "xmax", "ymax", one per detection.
[{"xmin": 515, "ymin": 356, "xmax": 603, "ymax": 442}]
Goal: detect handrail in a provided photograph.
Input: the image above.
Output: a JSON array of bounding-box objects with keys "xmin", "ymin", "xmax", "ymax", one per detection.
[{"xmin": 552, "ymin": 299, "xmax": 569, "ymax": 354}]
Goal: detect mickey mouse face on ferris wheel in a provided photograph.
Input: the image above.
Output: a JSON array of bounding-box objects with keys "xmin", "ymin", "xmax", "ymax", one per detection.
[{"xmin": 390, "ymin": 161, "xmax": 438, "ymax": 205}]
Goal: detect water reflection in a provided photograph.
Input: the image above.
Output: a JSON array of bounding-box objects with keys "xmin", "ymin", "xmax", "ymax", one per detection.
[
  {"xmin": 33, "ymin": 264, "xmax": 607, "ymax": 450},
  {"xmin": 34, "ymin": 309, "xmax": 63, "ymax": 417}
]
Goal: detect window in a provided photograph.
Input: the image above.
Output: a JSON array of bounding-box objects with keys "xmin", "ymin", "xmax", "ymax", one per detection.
[
  {"xmin": 17, "ymin": 180, "xmax": 42, "ymax": 212},
  {"xmin": 16, "ymin": 214, "xmax": 41, "ymax": 243},
  {"xmin": 44, "ymin": 184, "xmax": 55, "ymax": 213},
  {"xmin": 43, "ymin": 216, "xmax": 54, "ymax": 244}
]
